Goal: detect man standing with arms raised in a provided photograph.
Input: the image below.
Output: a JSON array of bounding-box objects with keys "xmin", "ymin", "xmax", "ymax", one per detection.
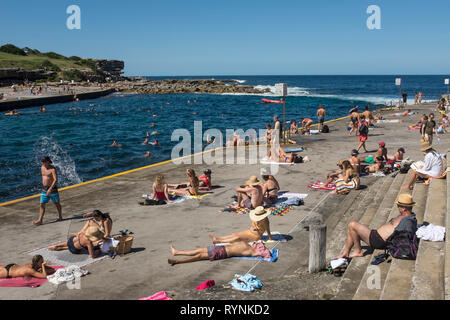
[{"xmin": 33, "ymin": 157, "xmax": 63, "ymax": 225}]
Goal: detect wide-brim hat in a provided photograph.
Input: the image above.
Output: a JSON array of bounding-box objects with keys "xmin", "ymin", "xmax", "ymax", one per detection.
[
  {"xmin": 246, "ymin": 176, "xmax": 260, "ymax": 186},
  {"xmin": 395, "ymin": 194, "xmax": 416, "ymax": 207},
  {"xmin": 420, "ymin": 142, "xmax": 432, "ymax": 152},
  {"xmin": 249, "ymin": 206, "xmax": 271, "ymax": 222},
  {"xmin": 85, "ymin": 226, "xmax": 103, "ymax": 242}
]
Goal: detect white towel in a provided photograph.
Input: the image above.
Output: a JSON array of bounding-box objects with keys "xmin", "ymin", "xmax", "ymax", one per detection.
[
  {"xmin": 101, "ymin": 237, "xmax": 120, "ymax": 253},
  {"xmin": 416, "ymin": 224, "xmax": 446, "ymax": 242},
  {"xmin": 47, "ymin": 265, "xmax": 88, "ymax": 285},
  {"xmin": 330, "ymin": 258, "xmax": 348, "ymax": 269}
]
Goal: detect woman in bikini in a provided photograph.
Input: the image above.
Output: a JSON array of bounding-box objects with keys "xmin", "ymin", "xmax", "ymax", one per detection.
[
  {"xmin": 80, "ymin": 210, "xmax": 113, "ymax": 245},
  {"xmin": 208, "ymin": 206, "xmax": 273, "ymax": 244},
  {"xmin": 0, "ymin": 255, "xmax": 55, "ymax": 279},
  {"xmin": 261, "ymin": 169, "xmax": 280, "ymax": 205},
  {"xmin": 331, "ymin": 160, "xmax": 360, "ymax": 194},
  {"xmin": 48, "ymin": 226, "xmax": 103, "ymax": 259},
  {"xmin": 198, "ymin": 169, "xmax": 212, "ymax": 190},
  {"xmin": 348, "ymin": 110, "xmax": 360, "ymax": 136},
  {"xmin": 168, "ymin": 169, "xmax": 199, "ymax": 197}
]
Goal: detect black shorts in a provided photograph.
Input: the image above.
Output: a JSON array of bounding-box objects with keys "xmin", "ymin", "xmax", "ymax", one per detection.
[{"xmin": 369, "ymin": 230, "xmax": 386, "ymax": 249}]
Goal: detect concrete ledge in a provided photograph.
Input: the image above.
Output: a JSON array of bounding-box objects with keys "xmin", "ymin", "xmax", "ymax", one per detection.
[{"xmin": 0, "ymin": 88, "xmax": 116, "ymax": 111}]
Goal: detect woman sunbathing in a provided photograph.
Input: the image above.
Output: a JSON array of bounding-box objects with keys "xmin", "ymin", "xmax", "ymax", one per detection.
[
  {"xmin": 0, "ymin": 255, "xmax": 55, "ymax": 279},
  {"xmin": 261, "ymin": 169, "xmax": 280, "ymax": 205},
  {"xmin": 331, "ymin": 160, "xmax": 360, "ymax": 194},
  {"xmin": 168, "ymin": 241, "xmax": 272, "ymax": 265},
  {"xmin": 48, "ymin": 226, "xmax": 103, "ymax": 259},
  {"xmin": 198, "ymin": 169, "xmax": 212, "ymax": 190},
  {"xmin": 168, "ymin": 169, "xmax": 199, "ymax": 197},
  {"xmin": 208, "ymin": 206, "xmax": 273, "ymax": 244},
  {"xmin": 80, "ymin": 210, "xmax": 113, "ymax": 244},
  {"xmin": 266, "ymin": 145, "xmax": 309, "ymax": 163}
]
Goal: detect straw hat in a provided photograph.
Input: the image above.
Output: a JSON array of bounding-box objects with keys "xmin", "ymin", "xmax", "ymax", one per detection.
[
  {"xmin": 395, "ymin": 194, "xmax": 416, "ymax": 207},
  {"xmin": 245, "ymin": 176, "xmax": 260, "ymax": 186},
  {"xmin": 420, "ymin": 142, "xmax": 432, "ymax": 152},
  {"xmin": 249, "ymin": 206, "xmax": 271, "ymax": 222},
  {"xmin": 84, "ymin": 226, "xmax": 103, "ymax": 242}
]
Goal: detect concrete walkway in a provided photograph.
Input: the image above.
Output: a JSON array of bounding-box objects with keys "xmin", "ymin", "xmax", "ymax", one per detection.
[{"xmin": 0, "ymin": 103, "xmax": 447, "ymax": 300}]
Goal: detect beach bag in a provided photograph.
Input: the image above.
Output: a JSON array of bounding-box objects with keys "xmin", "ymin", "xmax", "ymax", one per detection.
[
  {"xmin": 386, "ymin": 231, "xmax": 419, "ymax": 260},
  {"xmin": 359, "ymin": 122, "xmax": 368, "ymax": 135},
  {"xmin": 114, "ymin": 235, "xmax": 134, "ymax": 255},
  {"xmin": 321, "ymin": 125, "xmax": 329, "ymax": 133}
]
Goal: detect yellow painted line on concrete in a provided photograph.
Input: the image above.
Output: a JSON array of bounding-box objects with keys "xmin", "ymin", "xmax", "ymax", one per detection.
[{"xmin": 0, "ymin": 114, "xmax": 352, "ymax": 207}]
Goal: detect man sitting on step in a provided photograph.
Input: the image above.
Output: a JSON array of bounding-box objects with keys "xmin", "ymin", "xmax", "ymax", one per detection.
[{"xmin": 336, "ymin": 194, "xmax": 417, "ymax": 259}]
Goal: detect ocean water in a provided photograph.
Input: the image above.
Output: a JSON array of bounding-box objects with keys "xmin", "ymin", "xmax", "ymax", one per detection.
[{"xmin": 0, "ymin": 75, "xmax": 446, "ymax": 202}]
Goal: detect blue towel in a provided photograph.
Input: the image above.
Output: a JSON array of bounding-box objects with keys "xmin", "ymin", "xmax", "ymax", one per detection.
[
  {"xmin": 230, "ymin": 273, "xmax": 263, "ymax": 292},
  {"xmin": 231, "ymin": 249, "xmax": 278, "ymax": 262}
]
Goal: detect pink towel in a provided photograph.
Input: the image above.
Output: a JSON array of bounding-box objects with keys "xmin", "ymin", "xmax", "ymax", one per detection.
[
  {"xmin": 138, "ymin": 291, "xmax": 173, "ymax": 300},
  {"xmin": 0, "ymin": 266, "xmax": 63, "ymax": 288},
  {"xmin": 196, "ymin": 280, "xmax": 215, "ymax": 290},
  {"xmin": 307, "ymin": 181, "xmax": 336, "ymax": 190}
]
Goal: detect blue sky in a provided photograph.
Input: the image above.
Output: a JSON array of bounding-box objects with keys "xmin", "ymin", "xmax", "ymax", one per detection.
[{"xmin": 1, "ymin": 0, "xmax": 450, "ymax": 76}]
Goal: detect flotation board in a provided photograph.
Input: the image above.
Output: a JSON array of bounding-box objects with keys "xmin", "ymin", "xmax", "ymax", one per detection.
[{"xmin": 262, "ymin": 98, "xmax": 283, "ymax": 104}]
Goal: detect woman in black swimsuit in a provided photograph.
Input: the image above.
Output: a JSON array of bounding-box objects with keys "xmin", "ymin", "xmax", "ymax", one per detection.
[
  {"xmin": 48, "ymin": 226, "xmax": 103, "ymax": 259},
  {"xmin": 349, "ymin": 111, "xmax": 360, "ymax": 136},
  {"xmin": 261, "ymin": 170, "xmax": 280, "ymax": 205},
  {"xmin": 0, "ymin": 255, "xmax": 54, "ymax": 279}
]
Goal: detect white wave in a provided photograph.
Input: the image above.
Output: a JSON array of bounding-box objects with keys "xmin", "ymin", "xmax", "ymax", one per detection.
[
  {"xmin": 33, "ymin": 136, "xmax": 82, "ymax": 187},
  {"xmin": 233, "ymin": 79, "xmax": 247, "ymax": 84}
]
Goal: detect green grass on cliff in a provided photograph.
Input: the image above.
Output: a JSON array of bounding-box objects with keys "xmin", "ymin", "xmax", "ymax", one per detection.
[{"xmin": 0, "ymin": 51, "xmax": 90, "ymax": 71}]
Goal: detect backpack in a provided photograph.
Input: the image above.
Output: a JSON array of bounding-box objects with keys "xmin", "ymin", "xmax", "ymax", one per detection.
[
  {"xmin": 385, "ymin": 230, "xmax": 419, "ymax": 260},
  {"xmin": 359, "ymin": 122, "xmax": 368, "ymax": 135},
  {"xmin": 321, "ymin": 125, "xmax": 329, "ymax": 133}
]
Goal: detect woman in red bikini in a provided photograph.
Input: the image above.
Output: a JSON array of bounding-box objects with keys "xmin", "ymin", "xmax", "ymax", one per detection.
[{"xmin": 152, "ymin": 175, "xmax": 172, "ymax": 204}]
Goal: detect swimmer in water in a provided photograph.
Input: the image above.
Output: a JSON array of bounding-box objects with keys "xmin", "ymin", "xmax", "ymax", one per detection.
[
  {"xmin": 192, "ymin": 112, "xmax": 197, "ymax": 115},
  {"xmin": 111, "ymin": 140, "xmax": 122, "ymax": 148},
  {"xmin": 151, "ymin": 123, "xmax": 156, "ymax": 128},
  {"xmin": 153, "ymin": 114, "xmax": 158, "ymax": 118},
  {"xmin": 145, "ymin": 151, "xmax": 151, "ymax": 158},
  {"xmin": 151, "ymin": 139, "xmax": 160, "ymax": 146},
  {"xmin": 142, "ymin": 138, "xmax": 149, "ymax": 145},
  {"xmin": 150, "ymin": 131, "xmax": 160, "ymax": 136},
  {"xmin": 40, "ymin": 106, "xmax": 47, "ymax": 113}
]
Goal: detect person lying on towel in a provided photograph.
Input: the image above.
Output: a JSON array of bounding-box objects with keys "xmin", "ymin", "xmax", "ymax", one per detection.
[
  {"xmin": 48, "ymin": 226, "xmax": 103, "ymax": 259},
  {"xmin": 1, "ymin": 255, "xmax": 55, "ymax": 279},
  {"xmin": 168, "ymin": 241, "xmax": 272, "ymax": 265},
  {"xmin": 208, "ymin": 206, "xmax": 273, "ymax": 244}
]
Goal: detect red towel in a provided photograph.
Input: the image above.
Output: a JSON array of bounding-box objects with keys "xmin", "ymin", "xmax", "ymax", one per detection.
[
  {"xmin": 196, "ymin": 280, "xmax": 215, "ymax": 290},
  {"xmin": 0, "ymin": 266, "xmax": 63, "ymax": 288},
  {"xmin": 138, "ymin": 291, "xmax": 173, "ymax": 300}
]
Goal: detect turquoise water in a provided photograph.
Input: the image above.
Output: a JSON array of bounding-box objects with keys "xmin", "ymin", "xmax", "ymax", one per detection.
[{"xmin": 0, "ymin": 75, "xmax": 445, "ymax": 202}]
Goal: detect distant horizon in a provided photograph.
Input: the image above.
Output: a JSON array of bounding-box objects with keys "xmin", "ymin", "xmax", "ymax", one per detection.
[{"xmin": 133, "ymin": 74, "xmax": 450, "ymax": 77}]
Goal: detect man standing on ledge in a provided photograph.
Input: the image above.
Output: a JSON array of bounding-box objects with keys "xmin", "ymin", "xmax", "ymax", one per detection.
[
  {"xmin": 317, "ymin": 104, "xmax": 326, "ymax": 132},
  {"xmin": 33, "ymin": 156, "xmax": 62, "ymax": 225}
]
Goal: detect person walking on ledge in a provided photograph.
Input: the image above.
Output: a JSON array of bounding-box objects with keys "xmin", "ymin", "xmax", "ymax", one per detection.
[{"xmin": 33, "ymin": 156, "xmax": 62, "ymax": 225}]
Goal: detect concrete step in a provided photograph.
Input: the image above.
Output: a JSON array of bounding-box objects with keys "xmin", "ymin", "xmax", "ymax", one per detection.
[
  {"xmin": 326, "ymin": 176, "xmax": 392, "ymax": 260},
  {"xmin": 446, "ymin": 152, "xmax": 450, "ymax": 300},
  {"xmin": 410, "ymin": 178, "xmax": 446, "ymax": 300},
  {"xmin": 352, "ymin": 176, "xmax": 413, "ymax": 300},
  {"xmin": 333, "ymin": 172, "xmax": 409, "ymax": 300},
  {"xmin": 379, "ymin": 183, "xmax": 428, "ymax": 300}
]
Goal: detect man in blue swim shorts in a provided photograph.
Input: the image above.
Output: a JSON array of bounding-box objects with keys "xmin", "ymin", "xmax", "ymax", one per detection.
[{"xmin": 33, "ymin": 156, "xmax": 63, "ymax": 225}]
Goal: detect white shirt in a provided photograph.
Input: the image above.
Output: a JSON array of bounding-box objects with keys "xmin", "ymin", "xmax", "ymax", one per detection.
[{"xmin": 417, "ymin": 151, "xmax": 443, "ymax": 178}]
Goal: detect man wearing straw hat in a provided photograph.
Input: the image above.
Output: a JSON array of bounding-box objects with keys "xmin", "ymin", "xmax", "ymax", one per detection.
[
  {"xmin": 234, "ymin": 176, "xmax": 263, "ymax": 209},
  {"xmin": 401, "ymin": 142, "xmax": 443, "ymax": 190},
  {"xmin": 336, "ymin": 194, "xmax": 417, "ymax": 259}
]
